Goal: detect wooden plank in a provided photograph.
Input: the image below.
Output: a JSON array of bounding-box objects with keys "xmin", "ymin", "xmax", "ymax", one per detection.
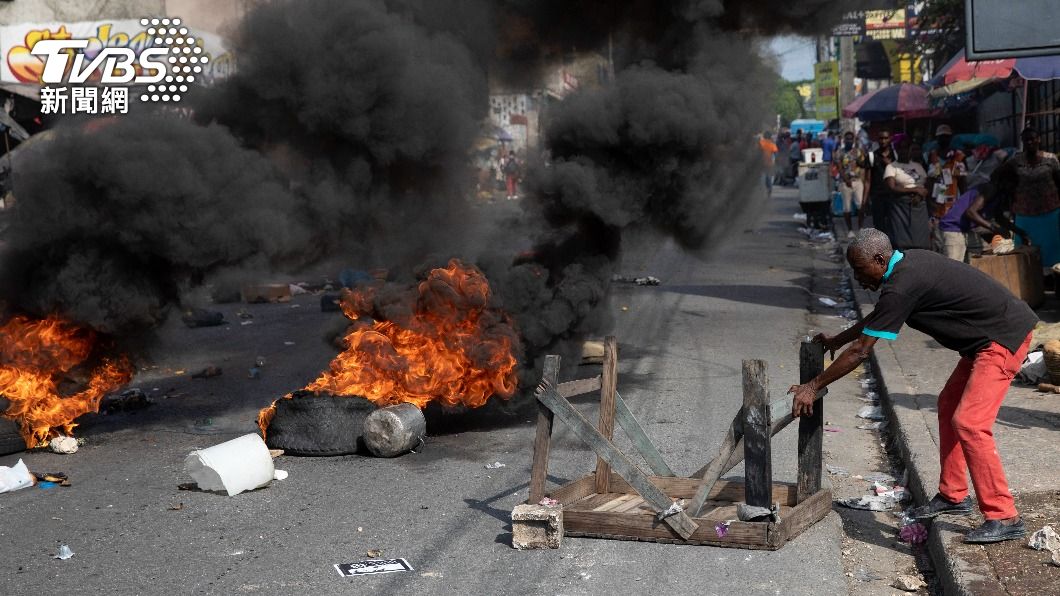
[
  {"xmin": 568, "ymin": 492, "xmax": 619, "ymax": 512},
  {"xmin": 557, "ymin": 376, "xmax": 602, "ymax": 398},
  {"xmin": 743, "ymin": 360, "xmax": 772, "ymax": 508},
  {"xmin": 605, "ymin": 475, "xmax": 799, "ymax": 506},
  {"xmin": 614, "ymin": 391, "xmax": 676, "ymax": 477},
  {"xmin": 594, "ymin": 494, "xmax": 637, "ymax": 512},
  {"xmin": 689, "ymin": 414, "xmax": 742, "ymax": 516},
  {"xmin": 528, "ymin": 355, "xmax": 561, "ymax": 504},
  {"xmin": 562, "ymin": 510, "xmax": 772, "ymax": 547},
  {"xmin": 797, "ymin": 341, "xmax": 825, "ymax": 503},
  {"xmin": 613, "ymin": 496, "xmax": 648, "ymax": 514},
  {"xmin": 719, "ymin": 388, "xmax": 830, "ymax": 474},
  {"xmin": 780, "ymin": 488, "xmax": 832, "ymax": 543},
  {"xmin": 595, "ymin": 336, "xmax": 619, "ymax": 494},
  {"xmin": 534, "ymin": 380, "xmax": 700, "ymax": 539},
  {"xmin": 550, "ymin": 475, "xmax": 596, "ymax": 505}
]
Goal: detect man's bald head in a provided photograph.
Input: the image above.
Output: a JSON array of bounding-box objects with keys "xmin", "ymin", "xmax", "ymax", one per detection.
[{"xmin": 847, "ymin": 229, "xmax": 893, "ymax": 292}]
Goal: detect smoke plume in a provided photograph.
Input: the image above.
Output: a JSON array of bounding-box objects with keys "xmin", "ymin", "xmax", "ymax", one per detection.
[{"xmin": 0, "ymin": 0, "xmax": 869, "ymax": 375}]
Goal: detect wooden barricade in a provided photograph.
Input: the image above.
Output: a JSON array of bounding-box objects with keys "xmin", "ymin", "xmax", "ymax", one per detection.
[{"xmin": 526, "ymin": 337, "xmax": 831, "ymax": 550}]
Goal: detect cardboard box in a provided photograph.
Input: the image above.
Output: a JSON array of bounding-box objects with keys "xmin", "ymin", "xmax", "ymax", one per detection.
[
  {"xmin": 241, "ymin": 283, "xmax": 292, "ymax": 304},
  {"xmin": 969, "ymin": 247, "xmax": 1044, "ymax": 308}
]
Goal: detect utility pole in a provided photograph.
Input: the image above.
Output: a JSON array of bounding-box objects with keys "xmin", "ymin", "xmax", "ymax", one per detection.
[{"xmin": 839, "ymin": 36, "xmax": 856, "ymax": 131}]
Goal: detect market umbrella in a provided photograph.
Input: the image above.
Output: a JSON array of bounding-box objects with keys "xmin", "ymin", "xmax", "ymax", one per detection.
[{"xmin": 842, "ymin": 84, "xmax": 937, "ymax": 120}]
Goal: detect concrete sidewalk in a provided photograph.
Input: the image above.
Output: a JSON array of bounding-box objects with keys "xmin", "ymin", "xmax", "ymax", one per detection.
[{"xmin": 853, "ymin": 285, "xmax": 1060, "ymax": 595}]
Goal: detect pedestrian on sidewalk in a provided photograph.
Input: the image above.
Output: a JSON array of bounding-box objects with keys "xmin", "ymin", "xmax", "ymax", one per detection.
[
  {"xmin": 503, "ymin": 150, "xmax": 520, "ymax": 200},
  {"xmin": 995, "ymin": 127, "xmax": 1060, "ymax": 277},
  {"xmin": 759, "ymin": 131, "xmax": 779, "ymax": 197},
  {"xmin": 834, "ymin": 130, "xmax": 869, "ymax": 238},
  {"xmin": 883, "ymin": 139, "xmax": 931, "ymax": 250},
  {"xmin": 788, "ymin": 228, "xmax": 1038, "ymax": 544},
  {"xmin": 866, "ymin": 129, "xmax": 897, "ymax": 242}
]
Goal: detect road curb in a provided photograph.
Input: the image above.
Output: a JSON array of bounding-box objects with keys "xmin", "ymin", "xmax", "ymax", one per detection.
[{"xmin": 850, "ymin": 279, "xmax": 1007, "ymax": 596}]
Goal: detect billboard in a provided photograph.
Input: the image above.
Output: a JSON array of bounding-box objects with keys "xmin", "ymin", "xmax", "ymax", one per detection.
[
  {"xmin": 814, "ymin": 61, "xmax": 839, "ymax": 121},
  {"xmin": 966, "ymin": 0, "xmax": 1060, "ymax": 59}
]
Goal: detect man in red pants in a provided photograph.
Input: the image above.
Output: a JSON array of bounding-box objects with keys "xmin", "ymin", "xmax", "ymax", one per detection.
[{"xmin": 788, "ymin": 228, "xmax": 1037, "ymax": 543}]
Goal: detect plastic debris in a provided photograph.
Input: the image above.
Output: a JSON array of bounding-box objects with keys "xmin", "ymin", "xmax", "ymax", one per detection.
[
  {"xmin": 857, "ymin": 421, "xmax": 889, "ymax": 431},
  {"xmin": 857, "ymin": 406, "xmax": 886, "ymax": 421},
  {"xmin": 854, "ymin": 568, "xmax": 883, "ymax": 582},
  {"xmin": 54, "ymin": 545, "xmax": 74, "ymax": 560},
  {"xmin": 611, "ymin": 274, "xmax": 662, "ymax": 286},
  {"xmin": 49, "ymin": 436, "xmax": 78, "ymax": 454},
  {"xmin": 484, "ymin": 462, "xmax": 506, "ymax": 469},
  {"xmin": 0, "ymin": 459, "xmax": 34, "ymax": 494},
  {"xmin": 715, "ymin": 521, "xmax": 731, "ymax": 537},
  {"xmin": 191, "ymin": 366, "xmax": 223, "ymax": 379},
  {"xmin": 101, "ymin": 388, "xmax": 151, "ymax": 414},
  {"xmin": 1017, "ymin": 351, "xmax": 1047, "ymax": 385},
  {"xmin": 899, "ymin": 522, "xmax": 928, "ymax": 544},
  {"xmin": 736, "ymin": 502, "xmax": 779, "ymax": 522},
  {"xmin": 836, "ymin": 495, "xmax": 898, "ymax": 511},
  {"xmin": 38, "ymin": 481, "xmax": 57, "ymax": 489},
  {"xmin": 825, "ymin": 464, "xmax": 849, "ymax": 476},
  {"xmin": 862, "ymin": 472, "xmax": 896, "ymax": 484},
  {"xmin": 818, "ymin": 297, "xmax": 838, "ymax": 307},
  {"xmin": 33, "ymin": 472, "xmax": 70, "ymax": 487},
  {"xmin": 538, "ymin": 497, "xmax": 558, "ymax": 506},
  {"xmin": 273, "ymin": 469, "xmax": 289, "ymax": 481},
  {"xmin": 792, "ymin": 213, "xmax": 807, "ymax": 221},
  {"xmin": 184, "ymin": 434, "xmax": 276, "ymax": 496},
  {"xmin": 248, "ymin": 367, "xmax": 261, "ymax": 379},
  {"xmin": 824, "ymin": 426, "xmax": 842, "ymax": 433},
  {"xmin": 873, "ymin": 483, "xmax": 910, "ymax": 502},
  {"xmin": 1029, "ymin": 525, "xmax": 1060, "ymax": 553},
  {"xmin": 893, "ymin": 574, "xmax": 927, "ymax": 591}
]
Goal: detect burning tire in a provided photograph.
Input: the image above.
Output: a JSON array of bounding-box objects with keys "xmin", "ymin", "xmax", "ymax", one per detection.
[
  {"xmin": 0, "ymin": 418, "xmax": 24, "ymax": 456},
  {"xmin": 263, "ymin": 392, "xmax": 375, "ymax": 456}
]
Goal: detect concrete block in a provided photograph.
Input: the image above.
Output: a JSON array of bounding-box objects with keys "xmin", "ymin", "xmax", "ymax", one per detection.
[{"xmin": 511, "ymin": 504, "xmax": 563, "ymax": 550}]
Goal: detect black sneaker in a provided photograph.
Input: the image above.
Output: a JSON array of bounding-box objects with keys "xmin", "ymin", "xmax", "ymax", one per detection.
[
  {"xmin": 964, "ymin": 519, "xmax": 1026, "ymax": 544},
  {"xmin": 909, "ymin": 494, "xmax": 974, "ymax": 521}
]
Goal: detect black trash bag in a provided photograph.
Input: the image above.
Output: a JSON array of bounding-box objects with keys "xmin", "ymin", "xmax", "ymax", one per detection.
[{"xmin": 181, "ymin": 308, "xmax": 225, "ymax": 328}]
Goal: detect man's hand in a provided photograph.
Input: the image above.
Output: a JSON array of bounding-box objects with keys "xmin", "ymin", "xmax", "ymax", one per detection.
[
  {"xmin": 813, "ymin": 332, "xmax": 842, "ymax": 359},
  {"xmin": 788, "ymin": 382, "xmax": 817, "ymax": 418}
]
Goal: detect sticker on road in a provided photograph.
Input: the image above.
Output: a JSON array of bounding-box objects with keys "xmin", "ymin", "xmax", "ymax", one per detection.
[{"xmin": 335, "ymin": 558, "xmax": 414, "ymax": 577}]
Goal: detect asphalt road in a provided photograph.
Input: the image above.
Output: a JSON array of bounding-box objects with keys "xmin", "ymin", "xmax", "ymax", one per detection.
[{"xmin": 0, "ymin": 190, "xmax": 846, "ymax": 595}]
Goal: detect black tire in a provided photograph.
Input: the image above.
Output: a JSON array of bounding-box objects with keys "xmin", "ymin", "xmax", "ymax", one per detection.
[
  {"xmin": 264, "ymin": 393, "xmax": 375, "ymax": 456},
  {"xmin": 0, "ymin": 418, "xmax": 25, "ymax": 456}
]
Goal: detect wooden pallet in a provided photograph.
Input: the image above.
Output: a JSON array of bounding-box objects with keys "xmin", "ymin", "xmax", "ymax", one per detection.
[{"xmin": 527, "ymin": 338, "xmax": 831, "ymax": 550}]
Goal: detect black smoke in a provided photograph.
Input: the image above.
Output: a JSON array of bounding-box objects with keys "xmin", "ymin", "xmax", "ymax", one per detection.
[{"xmin": 0, "ymin": 0, "xmax": 872, "ymax": 373}]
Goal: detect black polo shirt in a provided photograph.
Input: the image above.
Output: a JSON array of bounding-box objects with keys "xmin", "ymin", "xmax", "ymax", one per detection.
[{"xmin": 862, "ymin": 249, "xmax": 1038, "ymax": 357}]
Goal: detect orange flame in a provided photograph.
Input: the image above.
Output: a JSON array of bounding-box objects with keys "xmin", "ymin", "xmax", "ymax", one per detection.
[
  {"xmin": 258, "ymin": 260, "xmax": 518, "ymax": 435},
  {"xmin": 0, "ymin": 315, "xmax": 133, "ymax": 447}
]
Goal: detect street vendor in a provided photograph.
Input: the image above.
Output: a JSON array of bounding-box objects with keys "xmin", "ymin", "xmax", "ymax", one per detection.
[{"xmin": 788, "ymin": 228, "xmax": 1038, "ymax": 544}]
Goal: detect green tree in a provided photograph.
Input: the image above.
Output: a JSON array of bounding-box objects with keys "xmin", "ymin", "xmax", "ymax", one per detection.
[
  {"xmin": 774, "ymin": 78, "xmax": 810, "ymax": 126},
  {"xmin": 905, "ymin": 0, "xmax": 964, "ymax": 72}
]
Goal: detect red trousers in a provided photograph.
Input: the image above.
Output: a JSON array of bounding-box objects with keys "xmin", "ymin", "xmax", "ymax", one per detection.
[
  {"xmin": 506, "ymin": 175, "xmax": 518, "ymax": 197},
  {"xmin": 937, "ymin": 333, "xmax": 1031, "ymax": 520}
]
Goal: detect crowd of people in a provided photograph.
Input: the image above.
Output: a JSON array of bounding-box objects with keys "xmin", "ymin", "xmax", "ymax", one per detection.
[{"xmin": 760, "ymin": 124, "xmax": 1060, "ymax": 286}]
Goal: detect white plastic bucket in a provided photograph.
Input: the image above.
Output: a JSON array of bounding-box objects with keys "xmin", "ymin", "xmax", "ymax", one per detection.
[
  {"xmin": 802, "ymin": 148, "xmax": 824, "ymax": 164},
  {"xmin": 184, "ymin": 433, "xmax": 275, "ymax": 496}
]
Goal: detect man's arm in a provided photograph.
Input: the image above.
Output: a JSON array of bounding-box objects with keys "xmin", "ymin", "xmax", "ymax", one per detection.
[{"xmin": 789, "ymin": 334, "xmax": 879, "ymax": 417}]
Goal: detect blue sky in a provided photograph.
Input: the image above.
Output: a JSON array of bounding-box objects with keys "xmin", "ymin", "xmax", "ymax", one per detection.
[{"xmin": 770, "ymin": 36, "xmax": 817, "ymax": 81}]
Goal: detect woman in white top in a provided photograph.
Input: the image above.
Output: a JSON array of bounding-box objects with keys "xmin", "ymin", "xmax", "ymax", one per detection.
[{"xmin": 884, "ymin": 139, "xmax": 932, "ymax": 250}]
